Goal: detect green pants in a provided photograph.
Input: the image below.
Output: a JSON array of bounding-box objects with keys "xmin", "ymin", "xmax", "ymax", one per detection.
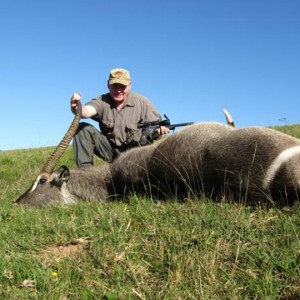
[{"xmin": 73, "ymin": 122, "xmax": 115, "ymax": 167}]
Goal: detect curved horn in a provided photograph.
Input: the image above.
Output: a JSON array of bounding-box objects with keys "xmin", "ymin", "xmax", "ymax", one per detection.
[
  {"xmin": 223, "ymin": 108, "xmax": 235, "ymax": 127},
  {"xmin": 41, "ymin": 101, "xmax": 82, "ymax": 174}
]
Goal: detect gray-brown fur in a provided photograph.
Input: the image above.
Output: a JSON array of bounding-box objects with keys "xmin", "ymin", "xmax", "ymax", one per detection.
[
  {"xmin": 146, "ymin": 123, "xmax": 300, "ymax": 205},
  {"xmin": 109, "ymin": 139, "xmax": 162, "ymax": 197},
  {"xmin": 16, "ymin": 122, "xmax": 300, "ymax": 207}
]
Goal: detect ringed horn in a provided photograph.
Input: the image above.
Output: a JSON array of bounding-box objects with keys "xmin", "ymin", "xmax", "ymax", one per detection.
[{"xmin": 41, "ymin": 100, "xmax": 82, "ymax": 176}]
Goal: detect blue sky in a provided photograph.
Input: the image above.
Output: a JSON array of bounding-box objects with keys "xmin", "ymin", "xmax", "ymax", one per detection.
[{"xmin": 1, "ymin": 0, "xmax": 299, "ymax": 150}]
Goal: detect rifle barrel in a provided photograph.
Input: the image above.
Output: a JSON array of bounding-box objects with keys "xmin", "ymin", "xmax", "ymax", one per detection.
[
  {"xmin": 169, "ymin": 122, "xmax": 194, "ymax": 127},
  {"xmin": 137, "ymin": 121, "xmax": 194, "ymax": 129},
  {"xmin": 168, "ymin": 122, "xmax": 194, "ymax": 130}
]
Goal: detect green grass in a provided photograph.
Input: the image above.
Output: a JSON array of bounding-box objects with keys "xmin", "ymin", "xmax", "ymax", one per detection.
[
  {"xmin": 1, "ymin": 126, "xmax": 300, "ymax": 299},
  {"xmin": 270, "ymin": 124, "xmax": 300, "ymax": 139}
]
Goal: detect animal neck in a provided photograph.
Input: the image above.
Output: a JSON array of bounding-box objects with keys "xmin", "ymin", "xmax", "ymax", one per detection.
[{"xmin": 66, "ymin": 165, "xmax": 112, "ymax": 202}]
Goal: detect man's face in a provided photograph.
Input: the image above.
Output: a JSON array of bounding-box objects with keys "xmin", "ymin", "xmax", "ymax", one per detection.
[{"xmin": 108, "ymin": 82, "xmax": 131, "ymax": 103}]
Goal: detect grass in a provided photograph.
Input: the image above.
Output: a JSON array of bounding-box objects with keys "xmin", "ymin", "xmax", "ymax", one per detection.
[
  {"xmin": 1, "ymin": 125, "xmax": 300, "ymax": 299},
  {"xmin": 271, "ymin": 124, "xmax": 300, "ymax": 139}
]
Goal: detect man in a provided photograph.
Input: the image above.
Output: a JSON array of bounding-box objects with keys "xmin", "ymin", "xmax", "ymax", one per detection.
[{"xmin": 70, "ymin": 68, "xmax": 169, "ymax": 167}]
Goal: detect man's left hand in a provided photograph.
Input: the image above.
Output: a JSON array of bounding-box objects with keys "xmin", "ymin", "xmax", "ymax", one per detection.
[{"xmin": 157, "ymin": 126, "xmax": 170, "ymax": 135}]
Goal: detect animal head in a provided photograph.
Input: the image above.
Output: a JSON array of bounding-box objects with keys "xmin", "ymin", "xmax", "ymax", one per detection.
[
  {"xmin": 16, "ymin": 166, "xmax": 74, "ymax": 207},
  {"xmin": 16, "ymin": 101, "xmax": 82, "ymax": 207}
]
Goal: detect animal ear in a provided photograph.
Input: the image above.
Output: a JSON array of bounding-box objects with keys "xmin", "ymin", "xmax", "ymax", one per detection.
[{"xmin": 52, "ymin": 166, "xmax": 70, "ymax": 185}]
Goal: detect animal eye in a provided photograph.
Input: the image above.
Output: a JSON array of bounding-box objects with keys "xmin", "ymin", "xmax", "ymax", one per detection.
[{"xmin": 39, "ymin": 178, "xmax": 47, "ymax": 184}]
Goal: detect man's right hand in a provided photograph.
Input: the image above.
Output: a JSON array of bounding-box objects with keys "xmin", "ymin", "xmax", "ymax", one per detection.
[{"xmin": 70, "ymin": 92, "xmax": 82, "ymax": 114}]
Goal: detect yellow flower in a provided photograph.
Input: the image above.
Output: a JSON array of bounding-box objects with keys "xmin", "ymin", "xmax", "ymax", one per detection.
[{"xmin": 51, "ymin": 271, "xmax": 58, "ymax": 277}]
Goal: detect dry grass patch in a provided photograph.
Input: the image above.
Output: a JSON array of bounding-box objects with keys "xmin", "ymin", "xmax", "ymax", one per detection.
[{"xmin": 37, "ymin": 238, "xmax": 88, "ymax": 267}]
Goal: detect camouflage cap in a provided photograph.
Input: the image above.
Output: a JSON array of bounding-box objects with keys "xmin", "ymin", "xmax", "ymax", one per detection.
[{"xmin": 108, "ymin": 68, "xmax": 131, "ymax": 86}]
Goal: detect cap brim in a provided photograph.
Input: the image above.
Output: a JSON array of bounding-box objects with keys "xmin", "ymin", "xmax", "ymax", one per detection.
[{"xmin": 108, "ymin": 79, "xmax": 130, "ymax": 86}]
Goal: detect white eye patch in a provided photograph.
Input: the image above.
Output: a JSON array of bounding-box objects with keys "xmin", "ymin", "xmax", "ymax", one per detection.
[
  {"xmin": 29, "ymin": 175, "xmax": 42, "ymax": 193},
  {"xmin": 29, "ymin": 174, "xmax": 49, "ymax": 193}
]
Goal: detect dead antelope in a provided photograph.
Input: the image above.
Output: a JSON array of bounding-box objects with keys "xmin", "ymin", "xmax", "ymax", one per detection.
[{"xmin": 16, "ymin": 107, "xmax": 300, "ymax": 207}]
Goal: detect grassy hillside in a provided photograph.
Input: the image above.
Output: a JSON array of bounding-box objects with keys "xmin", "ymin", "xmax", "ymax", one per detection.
[
  {"xmin": 270, "ymin": 124, "xmax": 300, "ymax": 139},
  {"xmin": 0, "ymin": 126, "xmax": 300, "ymax": 299}
]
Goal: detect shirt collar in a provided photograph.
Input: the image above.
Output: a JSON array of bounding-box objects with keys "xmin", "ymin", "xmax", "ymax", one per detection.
[{"xmin": 123, "ymin": 92, "xmax": 134, "ymax": 107}]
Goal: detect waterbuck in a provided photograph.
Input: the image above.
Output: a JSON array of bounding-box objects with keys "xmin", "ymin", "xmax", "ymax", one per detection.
[{"xmin": 16, "ymin": 107, "xmax": 300, "ymax": 207}]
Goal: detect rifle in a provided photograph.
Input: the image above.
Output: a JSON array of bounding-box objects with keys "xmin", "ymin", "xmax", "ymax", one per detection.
[{"xmin": 137, "ymin": 114, "xmax": 194, "ymax": 145}]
